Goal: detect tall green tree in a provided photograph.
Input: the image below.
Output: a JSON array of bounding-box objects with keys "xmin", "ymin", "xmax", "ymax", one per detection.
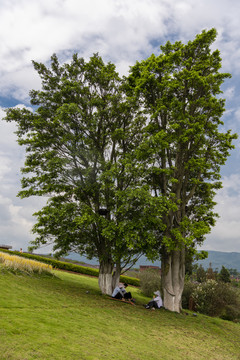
[
  {"xmin": 196, "ymin": 264, "xmax": 207, "ymax": 283},
  {"xmin": 128, "ymin": 29, "xmax": 237, "ymax": 312},
  {"xmin": 218, "ymin": 265, "xmax": 231, "ymax": 283},
  {"xmin": 4, "ymin": 53, "xmax": 165, "ymax": 295}
]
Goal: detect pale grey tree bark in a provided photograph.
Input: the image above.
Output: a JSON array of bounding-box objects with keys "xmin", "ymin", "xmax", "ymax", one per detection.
[{"xmin": 161, "ymin": 248, "xmax": 185, "ymax": 312}]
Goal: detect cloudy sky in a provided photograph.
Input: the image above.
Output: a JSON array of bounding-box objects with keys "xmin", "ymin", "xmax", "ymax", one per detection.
[{"xmin": 0, "ymin": 0, "xmax": 240, "ymax": 254}]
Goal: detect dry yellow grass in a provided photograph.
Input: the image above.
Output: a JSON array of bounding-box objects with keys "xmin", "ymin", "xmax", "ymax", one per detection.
[{"xmin": 0, "ymin": 251, "xmax": 52, "ymax": 274}]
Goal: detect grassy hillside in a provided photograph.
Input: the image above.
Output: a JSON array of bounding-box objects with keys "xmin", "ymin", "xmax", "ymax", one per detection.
[{"xmin": 0, "ymin": 267, "xmax": 240, "ymax": 360}]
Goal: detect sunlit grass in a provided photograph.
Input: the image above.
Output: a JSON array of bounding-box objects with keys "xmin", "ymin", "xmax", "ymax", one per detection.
[
  {"xmin": 0, "ymin": 251, "xmax": 52, "ymax": 274},
  {"xmin": 0, "ymin": 268, "xmax": 239, "ymax": 360}
]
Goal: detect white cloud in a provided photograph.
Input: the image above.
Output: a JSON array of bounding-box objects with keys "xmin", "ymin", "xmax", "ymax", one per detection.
[
  {"xmin": 204, "ymin": 174, "xmax": 240, "ymax": 252},
  {"xmin": 0, "ymin": 0, "xmax": 240, "ymax": 253},
  {"xmin": 234, "ymin": 108, "xmax": 240, "ymax": 123},
  {"xmin": 224, "ymin": 87, "xmax": 235, "ymax": 101},
  {"xmin": 0, "ymin": 153, "xmax": 12, "ymax": 180},
  {"xmin": 0, "ymin": 106, "xmax": 47, "ymax": 251},
  {"xmin": 0, "ymin": 194, "xmax": 46, "ymax": 252},
  {"xmin": 1, "ymin": 0, "xmax": 172, "ymax": 96},
  {"xmin": 1, "ymin": 0, "xmax": 239, "ymax": 99}
]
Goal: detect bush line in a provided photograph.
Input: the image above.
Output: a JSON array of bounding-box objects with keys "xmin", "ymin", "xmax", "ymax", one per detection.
[{"xmin": 0, "ymin": 249, "xmax": 140, "ymax": 286}]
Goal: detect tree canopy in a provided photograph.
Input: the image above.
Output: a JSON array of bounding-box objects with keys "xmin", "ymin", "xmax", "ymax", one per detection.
[
  {"xmin": 5, "ymin": 53, "xmax": 165, "ymax": 294},
  {"xmin": 127, "ymin": 28, "xmax": 237, "ymax": 311},
  {"xmin": 4, "ymin": 29, "xmax": 237, "ymax": 309}
]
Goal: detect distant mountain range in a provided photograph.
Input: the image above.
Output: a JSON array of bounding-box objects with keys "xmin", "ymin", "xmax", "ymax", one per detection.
[
  {"xmin": 67, "ymin": 250, "xmax": 240, "ymax": 272},
  {"xmin": 195, "ymin": 251, "xmax": 240, "ymax": 272}
]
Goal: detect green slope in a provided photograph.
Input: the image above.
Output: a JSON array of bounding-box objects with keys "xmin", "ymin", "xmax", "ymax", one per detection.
[{"xmin": 0, "ymin": 268, "xmax": 239, "ymax": 360}]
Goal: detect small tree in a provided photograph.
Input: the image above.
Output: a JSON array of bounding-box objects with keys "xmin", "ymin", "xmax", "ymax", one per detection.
[
  {"xmin": 196, "ymin": 265, "xmax": 206, "ymax": 283},
  {"xmin": 139, "ymin": 269, "xmax": 162, "ymax": 297},
  {"xmin": 206, "ymin": 263, "xmax": 216, "ymax": 280},
  {"xmin": 218, "ymin": 266, "xmax": 231, "ymax": 283}
]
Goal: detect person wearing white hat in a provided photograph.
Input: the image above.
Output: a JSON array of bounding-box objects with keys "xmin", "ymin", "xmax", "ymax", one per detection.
[{"xmin": 144, "ymin": 290, "xmax": 163, "ymax": 310}]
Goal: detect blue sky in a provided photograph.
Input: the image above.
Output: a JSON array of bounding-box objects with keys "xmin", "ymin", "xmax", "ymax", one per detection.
[{"xmin": 0, "ymin": 0, "xmax": 240, "ymax": 253}]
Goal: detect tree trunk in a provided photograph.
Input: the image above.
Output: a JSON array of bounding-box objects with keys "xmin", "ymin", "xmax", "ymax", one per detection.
[
  {"xmin": 112, "ymin": 260, "xmax": 121, "ymax": 291},
  {"xmin": 98, "ymin": 259, "xmax": 114, "ymax": 295},
  {"xmin": 161, "ymin": 248, "xmax": 185, "ymax": 313}
]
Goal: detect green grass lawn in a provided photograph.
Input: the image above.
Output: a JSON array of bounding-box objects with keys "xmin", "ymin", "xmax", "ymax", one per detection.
[{"xmin": 0, "ymin": 267, "xmax": 240, "ymax": 360}]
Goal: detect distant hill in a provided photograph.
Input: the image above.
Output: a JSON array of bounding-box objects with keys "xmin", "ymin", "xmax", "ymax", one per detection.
[
  {"xmin": 66, "ymin": 253, "xmax": 162, "ymax": 268},
  {"xmin": 195, "ymin": 251, "xmax": 240, "ymax": 272},
  {"xmin": 67, "ymin": 250, "xmax": 240, "ymax": 272}
]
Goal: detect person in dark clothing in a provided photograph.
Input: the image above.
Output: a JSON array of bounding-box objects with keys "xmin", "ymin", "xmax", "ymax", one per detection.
[{"xmin": 112, "ymin": 283, "xmax": 133, "ymax": 300}]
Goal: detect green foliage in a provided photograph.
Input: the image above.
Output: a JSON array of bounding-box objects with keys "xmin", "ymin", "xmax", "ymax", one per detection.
[
  {"xmin": 182, "ymin": 280, "xmax": 198, "ymax": 309},
  {"xmin": 185, "ymin": 249, "xmax": 208, "ymax": 276},
  {"xmin": 0, "ymin": 250, "xmax": 99, "ymax": 276},
  {"xmin": 119, "ymin": 274, "xmax": 140, "ymax": 287},
  {"xmin": 128, "ymin": 29, "xmax": 237, "ymax": 253},
  {"xmin": 231, "ymin": 280, "xmax": 240, "ymax": 288},
  {"xmin": 139, "ymin": 269, "xmax": 162, "ymax": 297},
  {"xmin": 218, "ymin": 265, "xmax": 231, "ymax": 283},
  {"xmin": 0, "ymin": 249, "xmax": 140, "ymax": 286},
  {"xmin": 228, "ymin": 268, "xmax": 239, "ymax": 276},
  {"xmin": 220, "ymin": 304, "xmax": 240, "ymax": 322},
  {"xmin": 192, "ymin": 279, "xmax": 240, "ymax": 320},
  {"xmin": 196, "ymin": 264, "xmax": 206, "ymax": 283},
  {"xmin": 127, "ymin": 28, "xmax": 237, "ymax": 312},
  {"xmin": 3, "ymin": 29, "xmax": 238, "ymax": 303},
  {"xmin": 4, "ymin": 52, "xmax": 166, "ymax": 289}
]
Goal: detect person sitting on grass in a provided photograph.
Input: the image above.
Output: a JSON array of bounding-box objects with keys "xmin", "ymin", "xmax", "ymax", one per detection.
[
  {"xmin": 112, "ymin": 283, "xmax": 133, "ymax": 302},
  {"xmin": 144, "ymin": 290, "xmax": 163, "ymax": 310}
]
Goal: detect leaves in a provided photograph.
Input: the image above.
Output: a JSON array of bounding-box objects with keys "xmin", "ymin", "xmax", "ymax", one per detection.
[
  {"xmin": 3, "ymin": 29, "xmax": 237, "ymax": 280},
  {"xmin": 128, "ymin": 28, "xmax": 237, "ymax": 254},
  {"xmin": 4, "ymin": 52, "xmax": 166, "ymax": 272}
]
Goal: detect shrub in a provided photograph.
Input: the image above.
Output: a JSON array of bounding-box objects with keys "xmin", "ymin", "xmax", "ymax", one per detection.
[
  {"xmin": 0, "ymin": 249, "xmax": 140, "ymax": 286},
  {"xmin": 0, "ymin": 250, "xmax": 100, "ymax": 275},
  {"xmin": 220, "ymin": 304, "xmax": 240, "ymax": 322},
  {"xmin": 196, "ymin": 265, "xmax": 206, "ymax": 283},
  {"xmin": 139, "ymin": 269, "xmax": 161, "ymax": 297},
  {"xmin": 218, "ymin": 266, "xmax": 231, "ymax": 283},
  {"xmin": 119, "ymin": 275, "xmax": 140, "ymax": 287},
  {"xmin": 192, "ymin": 279, "xmax": 240, "ymax": 319},
  {"xmin": 182, "ymin": 280, "xmax": 198, "ymax": 310},
  {"xmin": 231, "ymin": 280, "xmax": 240, "ymax": 288}
]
